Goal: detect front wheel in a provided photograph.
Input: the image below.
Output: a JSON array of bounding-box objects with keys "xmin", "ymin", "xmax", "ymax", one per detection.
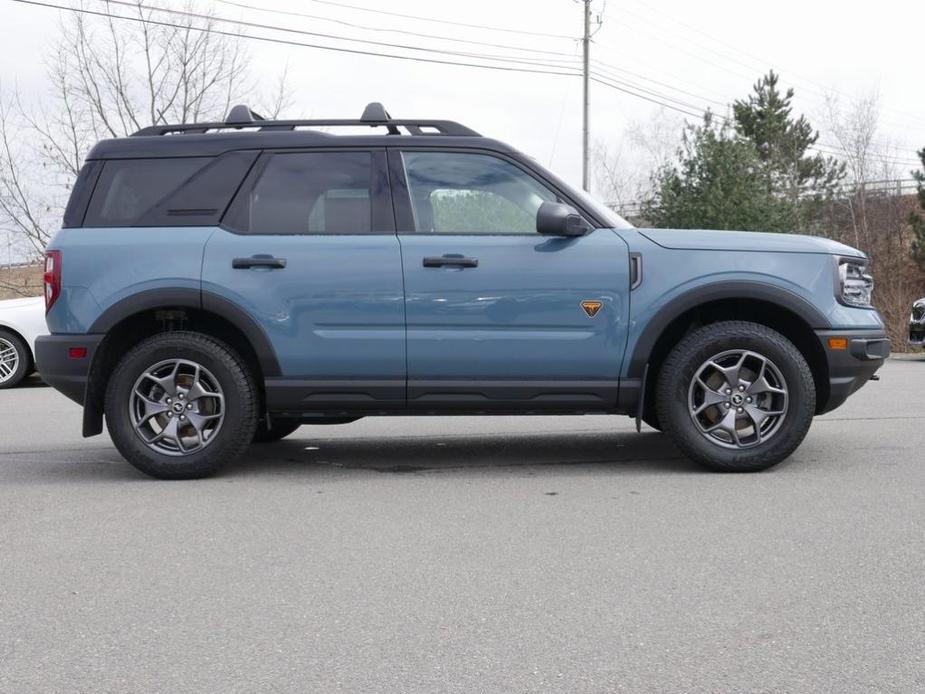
[
  {"xmin": 655, "ymin": 321, "xmax": 815, "ymax": 472},
  {"xmin": 105, "ymin": 332, "xmax": 258, "ymax": 479}
]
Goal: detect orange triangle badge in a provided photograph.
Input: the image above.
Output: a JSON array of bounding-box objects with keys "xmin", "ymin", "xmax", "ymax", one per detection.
[{"xmin": 581, "ymin": 300, "xmax": 603, "ymax": 318}]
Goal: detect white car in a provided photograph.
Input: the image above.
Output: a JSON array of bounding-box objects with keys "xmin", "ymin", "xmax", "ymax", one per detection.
[{"xmin": 0, "ymin": 296, "xmax": 46, "ymax": 388}]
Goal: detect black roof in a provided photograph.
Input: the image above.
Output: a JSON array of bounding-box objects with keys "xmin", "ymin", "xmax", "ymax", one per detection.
[{"xmin": 87, "ymin": 102, "xmax": 514, "ymax": 160}]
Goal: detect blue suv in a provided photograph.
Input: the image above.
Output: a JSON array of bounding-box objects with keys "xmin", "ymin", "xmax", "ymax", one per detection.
[{"xmin": 36, "ymin": 103, "xmax": 889, "ymax": 478}]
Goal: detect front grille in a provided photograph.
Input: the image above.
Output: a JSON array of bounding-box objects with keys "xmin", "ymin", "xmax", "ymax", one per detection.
[{"xmin": 913, "ymin": 304, "xmax": 925, "ymax": 321}]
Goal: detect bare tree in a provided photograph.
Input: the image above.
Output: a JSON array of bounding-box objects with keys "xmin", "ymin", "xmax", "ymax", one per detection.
[
  {"xmin": 592, "ymin": 140, "xmax": 635, "ymax": 214},
  {"xmin": 821, "ymin": 92, "xmax": 925, "ymax": 347},
  {"xmin": 0, "ymin": 0, "xmax": 289, "ymax": 294},
  {"xmin": 593, "ymin": 108, "xmax": 682, "ymax": 221}
]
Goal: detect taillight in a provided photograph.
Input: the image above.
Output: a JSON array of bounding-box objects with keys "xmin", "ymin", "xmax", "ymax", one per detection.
[{"xmin": 43, "ymin": 250, "xmax": 62, "ymax": 313}]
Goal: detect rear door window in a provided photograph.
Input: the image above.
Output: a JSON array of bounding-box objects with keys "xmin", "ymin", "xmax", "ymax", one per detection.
[{"xmin": 224, "ymin": 151, "xmax": 387, "ymax": 235}]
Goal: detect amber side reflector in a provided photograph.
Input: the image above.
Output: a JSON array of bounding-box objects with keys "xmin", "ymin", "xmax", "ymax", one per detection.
[{"xmin": 828, "ymin": 337, "xmax": 848, "ymax": 350}]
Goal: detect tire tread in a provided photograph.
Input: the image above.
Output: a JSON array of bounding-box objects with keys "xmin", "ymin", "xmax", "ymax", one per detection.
[
  {"xmin": 104, "ymin": 331, "xmax": 258, "ymax": 479},
  {"xmin": 655, "ymin": 320, "xmax": 815, "ymax": 472}
]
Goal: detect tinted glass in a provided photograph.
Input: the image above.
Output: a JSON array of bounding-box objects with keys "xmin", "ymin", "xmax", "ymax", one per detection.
[
  {"xmin": 237, "ymin": 152, "xmax": 373, "ymax": 235},
  {"xmin": 62, "ymin": 161, "xmax": 102, "ymax": 228},
  {"xmin": 140, "ymin": 151, "xmax": 258, "ymax": 226},
  {"xmin": 85, "ymin": 157, "xmax": 210, "ymax": 226},
  {"xmin": 401, "ymin": 152, "xmax": 556, "ymax": 234}
]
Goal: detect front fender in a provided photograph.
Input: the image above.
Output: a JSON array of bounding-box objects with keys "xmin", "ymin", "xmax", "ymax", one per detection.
[{"xmin": 623, "ymin": 277, "xmax": 830, "ymax": 381}]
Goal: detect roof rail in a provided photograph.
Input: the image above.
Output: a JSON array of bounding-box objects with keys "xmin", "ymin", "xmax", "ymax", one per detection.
[{"xmin": 131, "ymin": 102, "xmax": 480, "ymax": 137}]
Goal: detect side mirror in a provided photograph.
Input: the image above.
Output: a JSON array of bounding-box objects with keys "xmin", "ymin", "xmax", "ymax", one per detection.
[{"xmin": 536, "ymin": 201, "xmax": 592, "ymax": 237}]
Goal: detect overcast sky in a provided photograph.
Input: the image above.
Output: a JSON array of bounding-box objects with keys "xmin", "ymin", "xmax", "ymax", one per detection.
[{"xmin": 1, "ymin": 0, "xmax": 923, "ymax": 206}]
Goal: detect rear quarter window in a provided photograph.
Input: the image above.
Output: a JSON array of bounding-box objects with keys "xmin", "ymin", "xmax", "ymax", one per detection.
[
  {"xmin": 62, "ymin": 161, "xmax": 103, "ymax": 228},
  {"xmin": 82, "ymin": 152, "xmax": 257, "ymax": 227}
]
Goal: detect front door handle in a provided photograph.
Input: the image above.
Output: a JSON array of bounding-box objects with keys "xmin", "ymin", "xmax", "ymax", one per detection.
[
  {"xmin": 423, "ymin": 254, "xmax": 479, "ymax": 268},
  {"xmin": 232, "ymin": 255, "xmax": 287, "ymax": 270}
]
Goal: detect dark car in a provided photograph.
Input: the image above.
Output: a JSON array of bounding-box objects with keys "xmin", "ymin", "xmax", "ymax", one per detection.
[{"xmin": 910, "ymin": 298, "xmax": 925, "ymax": 348}]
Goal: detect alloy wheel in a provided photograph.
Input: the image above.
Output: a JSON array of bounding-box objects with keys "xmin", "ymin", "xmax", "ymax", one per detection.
[
  {"xmin": 0, "ymin": 337, "xmax": 20, "ymax": 384},
  {"xmin": 687, "ymin": 349, "xmax": 789, "ymax": 449},
  {"xmin": 129, "ymin": 359, "xmax": 225, "ymax": 456}
]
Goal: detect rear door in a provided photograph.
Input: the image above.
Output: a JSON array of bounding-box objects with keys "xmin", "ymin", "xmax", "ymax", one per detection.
[
  {"xmin": 390, "ymin": 148, "xmax": 631, "ymax": 411},
  {"xmin": 203, "ymin": 148, "xmax": 406, "ymax": 410}
]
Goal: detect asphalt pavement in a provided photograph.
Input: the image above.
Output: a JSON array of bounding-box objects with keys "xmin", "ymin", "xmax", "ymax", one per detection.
[{"xmin": 1, "ymin": 357, "xmax": 923, "ymax": 693}]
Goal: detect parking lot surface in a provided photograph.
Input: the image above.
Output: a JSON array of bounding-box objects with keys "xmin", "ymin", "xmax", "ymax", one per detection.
[{"xmin": 1, "ymin": 358, "xmax": 923, "ymax": 693}]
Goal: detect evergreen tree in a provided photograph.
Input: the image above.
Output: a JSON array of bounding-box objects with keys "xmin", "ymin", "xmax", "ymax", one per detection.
[
  {"xmin": 643, "ymin": 113, "xmax": 798, "ymax": 232},
  {"xmin": 910, "ymin": 149, "xmax": 925, "ymax": 270},
  {"xmin": 733, "ymin": 71, "xmax": 844, "ymax": 219}
]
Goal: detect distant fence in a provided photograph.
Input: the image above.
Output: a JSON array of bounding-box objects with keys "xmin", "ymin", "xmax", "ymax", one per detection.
[{"xmin": 609, "ymin": 178, "xmax": 920, "ymax": 219}]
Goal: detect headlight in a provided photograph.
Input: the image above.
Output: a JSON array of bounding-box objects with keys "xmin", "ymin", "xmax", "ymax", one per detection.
[{"xmin": 837, "ymin": 259, "xmax": 874, "ymax": 307}]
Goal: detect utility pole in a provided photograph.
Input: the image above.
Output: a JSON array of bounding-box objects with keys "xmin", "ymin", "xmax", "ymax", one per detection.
[{"xmin": 581, "ymin": 0, "xmax": 591, "ymax": 192}]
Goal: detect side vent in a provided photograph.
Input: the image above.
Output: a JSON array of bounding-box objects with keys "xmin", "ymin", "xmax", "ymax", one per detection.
[{"xmin": 630, "ymin": 253, "xmax": 643, "ymax": 290}]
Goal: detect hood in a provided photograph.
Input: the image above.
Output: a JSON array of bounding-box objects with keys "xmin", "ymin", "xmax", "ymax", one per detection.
[
  {"xmin": 638, "ymin": 228, "xmax": 864, "ymax": 257},
  {"xmin": 0, "ymin": 295, "xmax": 44, "ymax": 310}
]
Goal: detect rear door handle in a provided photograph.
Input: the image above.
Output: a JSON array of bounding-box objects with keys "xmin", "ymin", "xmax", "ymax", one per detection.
[
  {"xmin": 232, "ymin": 256, "xmax": 287, "ymax": 269},
  {"xmin": 423, "ymin": 254, "xmax": 479, "ymax": 268}
]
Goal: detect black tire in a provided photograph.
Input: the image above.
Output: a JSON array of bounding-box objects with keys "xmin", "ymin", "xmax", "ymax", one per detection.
[
  {"xmin": 641, "ymin": 413, "xmax": 661, "ymax": 432},
  {"xmin": 0, "ymin": 329, "xmax": 32, "ymax": 390},
  {"xmin": 104, "ymin": 331, "xmax": 258, "ymax": 479},
  {"xmin": 655, "ymin": 321, "xmax": 815, "ymax": 472},
  {"xmin": 253, "ymin": 418, "xmax": 302, "ymax": 443}
]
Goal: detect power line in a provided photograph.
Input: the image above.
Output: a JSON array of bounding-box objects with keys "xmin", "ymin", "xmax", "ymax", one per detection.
[
  {"xmin": 11, "ymin": 0, "xmax": 921, "ymax": 172},
  {"xmin": 306, "ymin": 0, "xmax": 574, "ymax": 40},
  {"xmin": 590, "ymin": 74, "xmax": 708, "ymax": 120},
  {"xmin": 629, "ymin": 0, "xmax": 925, "ymax": 128},
  {"xmin": 591, "ymin": 69, "xmax": 726, "ymax": 113},
  {"xmin": 87, "ymin": 0, "xmax": 582, "ymax": 72},
  {"xmin": 812, "ymin": 143, "xmax": 921, "ymax": 167},
  {"xmin": 590, "ymin": 62, "xmax": 923, "ymax": 167},
  {"xmin": 591, "ymin": 73, "xmax": 919, "ymax": 168},
  {"xmin": 212, "ymin": 0, "xmax": 578, "ymax": 58},
  {"xmin": 593, "ymin": 60, "xmax": 729, "ymax": 109},
  {"xmin": 11, "ymin": 0, "xmax": 580, "ymax": 77},
  {"xmin": 612, "ymin": 0, "xmax": 925, "ymax": 132}
]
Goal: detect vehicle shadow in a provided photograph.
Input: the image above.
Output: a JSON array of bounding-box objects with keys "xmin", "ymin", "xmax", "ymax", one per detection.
[{"xmin": 227, "ymin": 429, "xmax": 695, "ymax": 477}]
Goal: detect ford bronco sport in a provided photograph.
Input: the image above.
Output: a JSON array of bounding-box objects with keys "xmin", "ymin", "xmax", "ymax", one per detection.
[{"xmin": 36, "ymin": 103, "xmax": 889, "ymax": 479}]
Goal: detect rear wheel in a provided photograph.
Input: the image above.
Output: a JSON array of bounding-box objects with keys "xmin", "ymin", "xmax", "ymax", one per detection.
[
  {"xmin": 0, "ymin": 329, "xmax": 31, "ymax": 390},
  {"xmin": 105, "ymin": 332, "xmax": 258, "ymax": 479},
  {"xmin": 655, "ymin": 321, "xmax": 815, "ymax": 472}
]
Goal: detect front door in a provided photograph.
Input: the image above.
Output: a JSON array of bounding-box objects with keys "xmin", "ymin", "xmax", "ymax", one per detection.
[
  {"xmin": 391, "ymin": 149, "xmax": 631, "ymax": 411},
  {"xmin": 203, "ymin": 148, "xmax": 406, "ymax": 411}
]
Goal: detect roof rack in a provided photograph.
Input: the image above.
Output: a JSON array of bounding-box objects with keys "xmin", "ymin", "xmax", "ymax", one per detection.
[{"xmin": 132, "ymin": 102, "xmax": 480, "ymax": 137}]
